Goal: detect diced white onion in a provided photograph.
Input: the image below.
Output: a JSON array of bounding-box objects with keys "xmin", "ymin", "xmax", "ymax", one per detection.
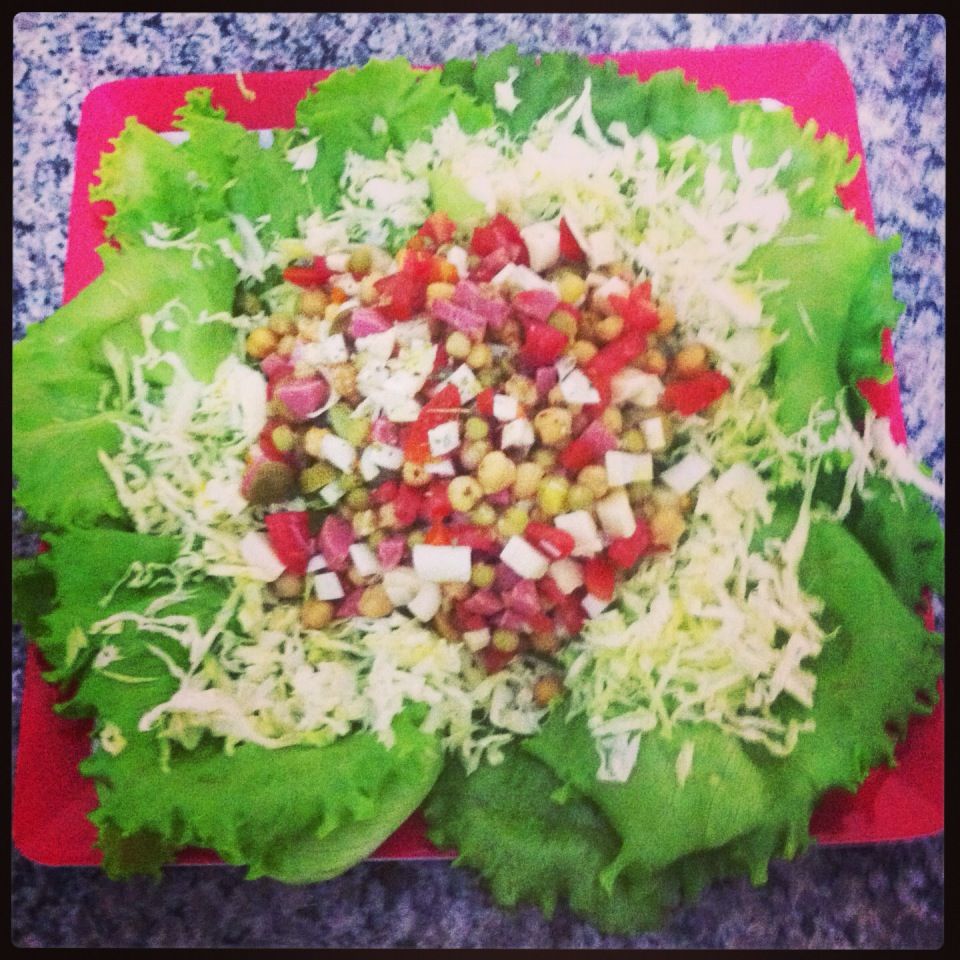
[
  {"xmin": 408, "ymin": 581, "xmax": 442, "ymax": 621},
  {"xmin": 604, "ymin": 451, "xmax": 653, "ymax": 487},
  {"xmin": 554, "ymin": 512, "xmax": 603, "ymax": 557},
  {"xmin": 548, "ymin": 557, "xmax": 584, "ymax": 594},
  {"xmin": 582, "ymin": 593, "xmax": 612, "ymax": 618},
  {"xmin": 462, "ymin": 628, "xmax": 491, "ymax": 652},
  {"xmin": 519, "ymin": 220, "xmax": 561, "ymax": 273},
  {"xmin": 428, "ymin": 420, "xmax": 460, "ymax": 457},
  {"xmin": 349, "ymin": 543, "xmax": 381, "ymax": 578},
  {"xmin": 500, "ymin": 536, "xmax": 549, "ymax": 580},
  {"xmin": 412, "ymin": 544, "xmax": 472, "ymax": 583},
  {"xmin": 559, "ymin": 369, "xmax": 600, "ymax": 405},
  {"xmin": 501, "ymin": 418, "xmax": 535, "ymax": 450},
  {"xmin": 445, "ymin": 363, "xmax": 481, "ymax": 402},
  {"xmin": 383, "ymin": 567, "xmax": 422, "ymax": 607},
  {"xmin": 611, "ymin": 368, "xmax": 663, "ymax": 407},
  {"xmin": 493, "ymin": 394, "xmax": 519, "ymax": 421},
  {"xmin": 320, "ymin": 433, "xmax": 357, "ymax": 472},
  {"xmin": 595, "ymin": 488, "xmax": 637, "ymax": 539},
  {"xmin": 661, "ymin": 453, "xmax": 713, "ymax": 495},
  {"xmin": 239, "ymin": 532, "xmax": 286, "ymax": 582},
  {"xmin": 314, "ymin": 572, "xmax": 345, "ymax": 601},
  {"xmin": 641, "ymin": 416, "xmax": 666, "ymax": 452}
]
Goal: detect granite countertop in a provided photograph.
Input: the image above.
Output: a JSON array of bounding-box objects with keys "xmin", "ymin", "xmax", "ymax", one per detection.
[{"xmin": 12, "ymin": 13, "xmax": 944, "ymax": 949}]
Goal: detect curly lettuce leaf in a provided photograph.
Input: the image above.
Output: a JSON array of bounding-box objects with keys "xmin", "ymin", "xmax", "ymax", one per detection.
[
  {"xmin": 746, "ymin": 209, "xmax": 901, "ymax": 434},
  {"xmin": 13, "ymin": 240, "xmax": 237, "ymax": 530}
]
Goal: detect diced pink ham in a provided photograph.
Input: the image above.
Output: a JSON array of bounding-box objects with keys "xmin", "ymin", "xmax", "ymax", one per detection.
[
  {"xmin": 376, "ymin": 536, "xmax": 406, "ymax": 571},
  {"xmin": 455, "ymin": 608, "xmax": 488, "ymax": 634},
  {"xmin": 371, "ymin": 417, "xmax": 399, "ymax": 445},
  {"xmin": 261, "ymin": 353, "xmax": 294, "ymax": 379},
  {"xmin": 535, "ymin": 366, "xmax": 559, "ymax": 397},
  {"xmin": 452, "ymin": 281, "xmax": 511, "ymax": 328},
  {"xmin": 462, "ymin": 589, "xmax": 504, "ymax": 617},
  {"xmin": 497, "ymin": 609, "xmax": 529, "ymax": 632},
  {"xmin": 505, "ymin": 579, "xmax": 541, "ymax": 619},
  {"xmin": 494, "ymin": 562, "xmax": 522, "ymax": 592},
  {"xmin": 579, "ymin": 418, "xmax": 619, "ymax": 457},
  {"xmin": 350, "ymin": 307, "xmax": 391, "ymax": 338},
  {"xmin": 486, "ymin": 489, "xmax": 513, "ymax": 507},
  {"xmin": 336, "ymin": 588, "xmax": 364, "ymax": 619},
  {"xmin": 513, "ymin": 289, "xmax": 560, "ymax": 326},
  {"xmin": 318, "ymin": 514, "xmax": 355, "ymax": 570},
  {"xmin": 430, "ymin": 297, "xmax": 487, "ymax": 340},
  {"xmin": 275, "ymin": 376, "xmax": 330, "ymax": 421}
]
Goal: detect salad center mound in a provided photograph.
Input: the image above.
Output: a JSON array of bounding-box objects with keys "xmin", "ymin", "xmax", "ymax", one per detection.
[{"xmin": 13, "ymin": 49, "xmax": 943, "ymax": 929}]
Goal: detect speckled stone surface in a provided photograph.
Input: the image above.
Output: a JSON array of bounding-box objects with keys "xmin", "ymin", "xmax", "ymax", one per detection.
[{"xmin": 12, "ymin": 12, "xmax": 944, "ymax": 949}]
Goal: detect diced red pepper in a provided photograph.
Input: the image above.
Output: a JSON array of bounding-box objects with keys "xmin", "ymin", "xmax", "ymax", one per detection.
[
  {"xmin": 374, "ymin": 271, "xmax": 427, "ymax": 321},
  {"xmin": 475, "ymin": 387, "xmax": 495, "ymax": 416},
  {"xmin": 607, "ymin": 517, "xmax": 653, "ymax": 570},
  {"xmin": 265, "ymin": 511, "xmax": 313, "ymax": 575},
  {"xmin": 524, "ymin": 523, "xmax": 575, "ymax": 561},
  {"xmin": 584, "ymin": 556, "xmax": 616, "ymax": 601},
  {"xmin": 538, "ymin": 575, "xmax": 567, "ymax": 607},
  {"xmin": 417, "ymin": 211, "xmax": 457, "ymax": 246},
  {"xmin": 558, "ymin": 217, "xmax": 586, "ymax": 262},
  {"xmin": 421, "ymin": 481, "xmax": 453, "ymax": 522},
  {"xmin": 481, "ymin": 646, "xmax": 516, "ymax": 673},
  {"xmin": 520, "ymin": 322, "xmax": 569, "ymax": 367},
  {"xmin": 526, "ymin": 610, "xmax": 554, "ymax": 634},
  {"xmin": 471, "ymin": 245, "xmax": 524, "ymax": 283},
  {"xmin": 609, "ymin": 283, "xmax": 660, "ymax": 334},
  {"xmin": 282, "ymin": 256, "xmax": 333, "ymax": 288},
  {"xmin": 404, "ymin": 383, "xmax": 462, "ymax": 463},
  {"xmin": 660, "ymin": 370, "xmax": 731, "ymax": 416},
  {"xmin": 393, "ymin": 484, "xmax": 424, "ymax": 528}
]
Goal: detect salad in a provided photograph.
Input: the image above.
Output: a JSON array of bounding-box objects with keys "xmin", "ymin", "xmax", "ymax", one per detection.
[{"xmin": 12, "ymin": 48, "xmax": 944, "ymax": 932}]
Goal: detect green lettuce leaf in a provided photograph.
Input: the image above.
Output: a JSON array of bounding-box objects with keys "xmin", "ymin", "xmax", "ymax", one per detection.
[
  {"xmin": 13, "ymin": 240, "xmax": 237, "ymax": 530},
  {"xmin": 746, "ymin": 209, "xmax": 901, "ymax": 433}
]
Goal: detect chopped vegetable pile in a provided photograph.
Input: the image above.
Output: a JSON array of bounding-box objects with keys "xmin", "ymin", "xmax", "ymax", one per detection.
[{"xmin": 13, "ymin": 47, "xmax": 943, "ymax": 933}]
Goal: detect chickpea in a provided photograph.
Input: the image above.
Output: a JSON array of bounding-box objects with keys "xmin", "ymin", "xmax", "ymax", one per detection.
[
  {"xmin": 466, "ymin": 342, "xmax": 492, "ymax": 369},
  {"xmin": 427, "ymin": 282, "xmax": 456, "ymax": 306},
  {"xmin": 433, "ymin": 610, "xmax": 460, "ymax": 643},
  {"xmin": 345, "ymin": 486, "xmax": 370, "ymax": 511},
  {"xmin": 533, "ymin": 674, "xmax": 564, "ymax": 706},
  {"xmin": 460, "ymin": 439, "xmax": 492, "ymax": 472},
  {"xmin": 465, "ymin": 416, "xmax": 490, "ymax": 441},
  {"xmin": 639, "ymin": 348, "xmax": 668, "ymax": 377},
  {"xmin": 534, "ymin": 407, "xmax": 573, "ymax": 447},
  {"xmin": 566, "ymin": 483, "xmax": 595, "ymax": 511},
  {"xmin": 594, "ymin": 314, "xmax": 625, "ymax": 343},
  {"xmin": 470, "ymin": 503, "xmax": 497, "ymax": 527},
  {"xmin": 557, "ymin": 271, "xmax": 587, "ymax": 305},
  {"xmin": 504, "ymin": 374, "xmax": 538, "ymax": 406},
  {"xmin": 443, "ymin": 581, "xmax": 472, "ymax": 601},
  {"xmin": 492, "ymin": 629, "xmax": 520, "ymax": 653},
  {"xmin": 302, "ymin": 427, "xmax": 330, "ymax": 459},
  {"xmin": 352, "ymin": 509, "xmax": 377, "ymax": 538},
  {"xmin": 620, "ymin": 428, "xmax": 646, "ymax": 453},
  {"xmin": 532, "ymin": 448, "xmax": 557, "ymax": 469},
  {"xmin": 577, "ymin": 465, "xmax": 609, "ymax": 499},
  {"xmin": 328, "ymin": 363, "xmax": 358, "ymax": 398},
  {"xmin": 268, "ymin": 313, "xmax": 297, "ymax": 336},
  {"xmin": 445, "ymin": 331, "xmax": 472, "ymax": 359},
  {"xmin": 570, "ymin": 339, "xmax": 598, "ymax": 365},
  {"xmin": 513, "ymin": 461, "xmax": 545, "ymax": 499},
  {"xmin": 271, "ymin": 572, "xmax": 305, "ymax": 600},
  {"xmin": 275, "ymin": 334, "xmax": 296, "ymax": 357},
  {"xmin": 449, "ymin": 475, "xmax": 484, "ymax": 512},
  {"xmin": 537, "ymin": 475, "xmax": 570, "ymax": 516},
  {"xmin": 678, "ymin": 493, "xmax": 694, "ymax": 513},
  {"xmin": 674, "ymin": 343, "xmax": 708, "ymax": 378},
  {"xmin": 358, "ymin": 585, "xmax": 393, "ymax": 618},
  {"xmin": 299, "ymin": 290, "xmax": 329, "ymax": 317},
  {"xmin": 477, "ymin": 451, "xmax": 517, "ymax": 494},
  {"xmin": 600, "ymin": 407, "xmax": 623, "ymax": 435},
  {"xmin": 402, "ymin": 461, "xmax": 431, "ymax": 487},
  {"xmin": 348, "ymin": 246, "xmax": 373, "ymax": 273},
  {"xmin": 548, "ymin": 310, "xmax": 577, "ymax": 341},
  {"xmin": 656, "ymin": 300, "xmax": 677, "ymax": 335},
  {"xmin": 245, "ymin": 326, "xmax": 278, "ymax": 360},
  {"xmin": 471, "ymin": 563, "xmax": 496, "ymax": 589},
  {"xmin": 547, "ymin": 385, "xmax": 565, "ymax": 406},
  {"xmin": 530, "ymin": 632, "xmax": 561, "ymax": 655},
  {"xmin": 650, "ymin": 508, "xmax": 686, "ymax": 548},
  {"xmin": 300, "ymin": 599, "xmax": 334, "ymax": 630},
  {"xmin": 378, "ymin": 502, "xmax": 399, "ymax": 530},
  {"xmin": 497, "ymin": 506, "xmax": 530, "ymax": 538},
  {"xmin": 493, "ymin": 318, "xmax": 522, "ymax": 349}
]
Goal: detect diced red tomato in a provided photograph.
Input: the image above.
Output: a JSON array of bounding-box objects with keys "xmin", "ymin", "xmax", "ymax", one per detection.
[
  {"xmin": 586, "ymin": 330, "xmax": 647, "ymax": 381},
  {"xmin": 556, "ymin": 595, "xmax": 586, "ymax": 635},
  {"xmin": 417, "ymin": 211, "xmax": 457, "ymax": 246},
  {"xmin": 520, "ymin": 322, "xmax": 569, "ymax": 367},
  {"xmin": 475, "ymin": 387, "xmax": 495, "ymax": 416},
  {"xmin": 421, "ymin": 481, "xmax": 453, "ymax": 522},
  {"xmin": 471, "ymin": 245, "xmax": 526, "ymax": 283},
  {"xmin": 526, "ymin": 611, "xmax": 554, "ymax": 634},
  {"xmin": 393, "ymin": 485, "xmax": 424, "ymax": 528},
  {"xmin": 404, "ymin": 383, "xmax": 462, "ymax": 463},
  {"xmin": 374, "ymin": 271, "xmax": 427, "ymax": 321},
  {"xmin": 455, "ymin": 608, "xmax": 488, "ymax": 634},
  {"xmin": 371, "ymin": 479, "xmax": 399, "ymax": 506},
  {"xmin": 524, "ymin": 523, "xmax": 575, "ymax": 561},
  {"xmin": 559, "ymin": 436, "xmax": 598, "ymax": 472},
  {"xmin": 584, "ymin": 556, "xmax": 616, "ymax": 601},
  {"xmin": 609, "ymin": 284, "xmax": 660, "ymax": 334},
  {"xmin": 538, "ymin": 575, "xmax": 567, "ymax": 607},
  {"xmin": 660, "ymin": 370, "xmax": 731, "ymax": 416},
  {"xmin": 424, "ymin": 523, "xmax": 453, "ymax": 545},
  {"xmin": 448, "ymin": 524, "xmax": 499, "ymax": 555},
  {"xmin": 470, "ymin": 213, "xmax": 528, "ymax": 258},
  {"xmin": 264, "ymin": 511, "xmax": 313, "ymax": 575},
  {"xmin": 282, "ymin": 256, "xmax": 332, "ymax": 288},
  {"xmin": 607, "ymin": 517, "xmax": 653, "ymax": 570},
  {"xmin": 558, "ymin": 217, "xmax": 586, "ymax": 262}
]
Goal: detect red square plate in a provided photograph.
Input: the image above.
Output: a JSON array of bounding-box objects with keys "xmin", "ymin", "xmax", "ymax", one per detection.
[{"xmin": 13, "ymin": 42, "xmax": 943, "ymax": 869}]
